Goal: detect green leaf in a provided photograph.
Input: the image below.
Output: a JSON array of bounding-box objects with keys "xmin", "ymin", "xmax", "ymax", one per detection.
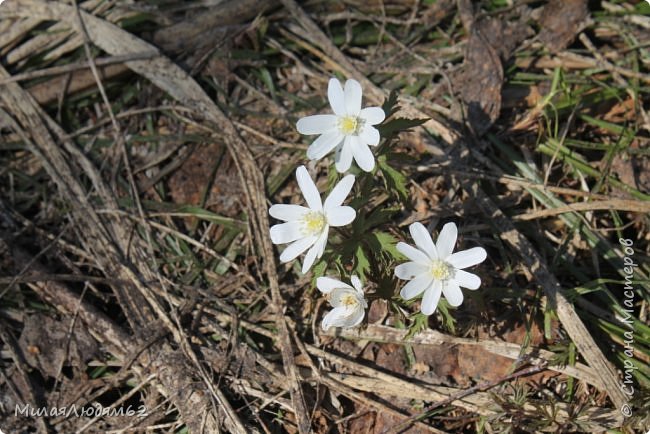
[
  {"xmin": 377, "ymin": 155, "xmax": 409, "ymax": 203},
  {"xmin": 405, "ymin": 313, "xmax": 429, "ymax": 339},
  {"xmin": 381, "ymin": 89, "xmax": 400, "ymax": 118},
  {"xmin": 435, "ymin": 299, "xmax": 456, "ymax": 333},
  {"xmin": 377, "ymin": 117, "xmax": 428, "ymax": 138},
  {"xmin": 369, "ymin": 231, "xmax": 403, "ymax": 260},
  {"xmin": 363, "ymin": 205, "xmax": 401, "ymax": 230},
  {"xmin": 311, "ymin": 260, "xmax": 328, "ymax": 281},
  {"xmin": 354, "ymin": 244, "xmax": 371, "ymax": 280},
  {"xmin": 173, "ymin": 205, "xmax": 246, "ymax": 231}
]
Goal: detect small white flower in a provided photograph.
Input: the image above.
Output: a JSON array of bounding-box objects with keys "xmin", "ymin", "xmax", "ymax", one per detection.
[
  {"xmin": 317, "ymin": 275, "xmax": 368, "ymax": 330},
  {"xmin": 269, "ymin": 165, "xmax": 356, "ymax": 273},
  {"xmin": 296, "ymin": 78, "xmax": 385, "ymax": 173},
  {"xmin": 395, "ymin": 222, "xmax": 487, "ymax": 315}
]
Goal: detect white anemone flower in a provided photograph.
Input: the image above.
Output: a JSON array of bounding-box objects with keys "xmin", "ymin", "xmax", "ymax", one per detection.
[
  {"xmin": 395, "ymin": 222, "xmax": 487, "ymax": 315},
  {"xmin": 269, "ymin": 165, "xmax": 356, "ymax": 274},
  {"xmin": 296, "ymin": 78, "xmax": 385, "ymax": 173},
  {"xmin": 316, "ymin": 275, "xmax": 368, "ymax": 330}
]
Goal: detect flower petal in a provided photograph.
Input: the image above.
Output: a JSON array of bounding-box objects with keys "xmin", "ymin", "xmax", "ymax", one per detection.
[
  {"xmin": 447, "ymin": 247, "xmax": 487, "ymax": 269},
  {"xmin": 335, "ymin": 138, "xmax": 354, "ymax": 173},
  {"xmin": 297, "ymin": 114, "xmax": 338, "ymax": 135},
  {"xmin": 269, "ymin": 204, "xmax": 310, "ymax": 222},
  {"xmin": 394, "ymin": 262, "xmax": 429, "ymax": 280},
  {"xmin": 322, "ymin": 306, "xmax": 363, "ymax": 330},
  {"xmin": 270, "ymin": 222, "xmax": 303, "ymax": 244},
  {"xmin": 396, "ymin": 242, "xmax": 431, "ymax": 265},
  {"xmin": 326, "ymin": 206, "xmax": 356, "ymax": 227},
  {"xmin": 399, "ymin": 273, "xmax": 433, "ymax": 300},
  {"xmin": 359, "ymin": 107, "xmax": 386, "ymax": 125},
  {"xmin": 295, "ymin": 165, "xmax": 322, "ymax": 211},
  {"xmin": 306, "ymin": 130, "xmax": 344, "ymax": 160},
  {"xmin": 329, "ymin": 287, "xmax": 354, "ymax": 307},
  {"xmin": 442, "ymin": 280, "xmax": 463, "ymax": 307},
  {"xmin": 317, "ymin": 276, "xmax": 351, "ymax": 294},
  {"xmin": 346, "ymin": 305, "xmax": 366, "ymax": 328},
  {"xmin": 328, "ymin": 78, "xmax": 346, "ymax": 116},
  {"xmin": 279, "ymin": 235, "xmax": 317, "ymax": 263},
  {"xmin": 317, "ymin": 226, "xmax": 328, "ymax": 257},
  {"xmin": 409, "ymin": 222, "xmax": 438, "ymax": 260},
  {"xmin": 436, "ymin": 222, "xmax": 457, "ymax": 259},
  {"xmin": 321, "ymin": 306, "xmax": 346, "ymax": 330},
  {"xmin": 350, "ymin": 138, "xmax": 375, "ymax": 172},
  {"xmin": 421, "ymin": 280, "xmax": 442, "ymax": 315},
  {"xmin": 452, "ymin": 270, "xmax": 481, "ymax": 290},
  {"xmin": 324, "ymin": 174, "xmax": 355, "ymax": 210},
  {"xmin": 302, "ymin": 228, "xmax": 328, "ymax": 274},
  {"xmin": 302, "ymin": 244, "xmax": 318, "ymax": 274},
  {"xmin": 350, "ymin": 275, "xmax": 363, "ymax": 293},
  {"xmin": 344, "ymin": 79, "xmax": 362, "ymax": 115},
  {"xmin": 359, "ymin": 125, "xmax": 380, "ymax": 147}
]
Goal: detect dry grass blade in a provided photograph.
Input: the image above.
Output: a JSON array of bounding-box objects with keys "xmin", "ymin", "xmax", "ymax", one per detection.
[
  {"xmin": 0, "ymin": 1, "xmax": 311, "ymax": 432},
  {"xmin": 0, "ymin": 88, "xmax": 234, "ymax": 433},
  {"xmin": 328, "ymin": 324, "xmax": 605, "ymax": 390},
  {"xmin": 1, "ymin": 1, "xmax": 646, "ymax": 432},
  {"xmin": 275, "ymin": 0, "xmax": 629, "ymax": 410}
]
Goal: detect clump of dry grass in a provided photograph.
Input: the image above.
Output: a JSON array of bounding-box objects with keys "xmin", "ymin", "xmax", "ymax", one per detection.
[{"xmin": 0, "ymin": 0, "xmax": 648, "ymax": 433}]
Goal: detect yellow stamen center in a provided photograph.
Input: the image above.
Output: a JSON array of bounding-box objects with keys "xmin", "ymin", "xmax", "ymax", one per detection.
[
  {"xmin": 339, "ymin": 116, "xmax": 359, "ymax": 135},
  {"xmin": 341, "ymin": 293, "xmax": 358, "ymax": 308},
  {"xmin": 430, "ymin": 260, "xmax": 452, "ymax": 281},
  {"xmin": 302, "ymin": 211, "xmax": 326, "ymax": 235}
]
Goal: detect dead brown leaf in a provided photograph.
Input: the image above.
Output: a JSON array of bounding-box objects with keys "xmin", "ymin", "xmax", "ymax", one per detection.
[
  {"xmin": 538, "ymin": 0, "xmax": 589, "ymax": 53},
  {"xmin": 459, "ymin": 14, "xmax": 531, "ymax": 136},
  {"xmin": 167, "ymin": 143, "xmax": 244, "ymax": 217},
  {"xmin": 18, "ymin": 314, "xmax": 99, "ymax": 379}
]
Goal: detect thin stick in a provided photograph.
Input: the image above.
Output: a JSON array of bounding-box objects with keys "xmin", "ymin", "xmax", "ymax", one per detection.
[
  {"xmin": 514, "ymin": 199, "xmax": 650, "ymax": 221},
  {"xmin": 0, "ymin": 52, "xmax": 157, "ymax": 85},
  {"xmin": 384, "ymin": 363, "xmax": 549, "ymax": 434}
]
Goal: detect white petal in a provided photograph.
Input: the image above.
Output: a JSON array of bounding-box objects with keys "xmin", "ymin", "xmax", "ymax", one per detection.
[
  {"xmin": 359, "ymin": 125, "xmax": 380, "ymax": 147},
  {"xmin": 399, "ymin": 273, "xmax": 433, "ymax": 300},
  {"xmin": 321, "ymin": 306, "xmax": 357, "ymax": 330},
  {"xmin": 279, "ymin": 235, "xmax": 317, "ymax": 263},
  {"xmin": 317, "ymin": 277, "xmax": 351, "ymax": 294},
  {"xmin": 344, "ymin": 79, "xmax": 362, "ymax": 115},
  {"xmin": 394, "ymin": 262, "xmax": 429, "ymax": 280},
  {"xmin": 317, "ymin": 226, "xmax": 328, "ymax": 258},
  {"xmin": 421, "ymin": 280, "xmax": 442, "ymax": 315},
  {"xmin": 442, "ymin": 280, "xmax": 463, "ymax": 307},
  {"xmin": 350, "ymin": 138, "xmax": 375, "ymax": 172},
  {"xmin": 297, "ymin": 114, "xmax": 338, "ymax": 135},
  {"xmin": 326, "ymin": 206, "xmax": 356, "ymax": 227},
  {"xmin": 452, "ymin": 270, "xmax": 481, "ymax": 290},
  {"xmin": 447, "ymin": 247, "xmax": 487, "ymax": 269},
  {"xmin": 306, "ymin": 130, "xmax": 344, "ymax": 160},
  {"xmin": 409, "ymin": 222, "xmax": 438, "ymax": 260},
  {"xmin": 295, "ymin": 165, "xmax": 322, "ymax": 211},
  {"xmin": 270, "ymin": 222, "xmax": 303, "ymax": 244},
  {"xmin": 346, "ymin": 305, "xmax": 366, "ymax": 328},
  {"xmin": 335, "ymin": 138, "xmax": 354, "ymax": 173},
  {"xmin": 436, "ymin": 222, "xmax": 457, "ymax": 259},
  {"xmin": 321, "ymin": 306, "xmax": 344, "ymax": 330},
  {"xmin": 302, "ymin": 244, "xmax": 318, "ymax": 274},
  {"xmin": 396, "ymin": 242, "xmax": 430, "ymax": 265},
  {"xmin": 324, "ymin": 174, "xmax": 355, "ymax": 210},
  {"xmin": 302, "ymin": 229, "xmax": 328, "ymax": 274},
  {"xmin": 359, "ymin": 107, "xmax": 385, "ymax": 125},
  {"xmin": 328, "ymin": 78, "xmax": 346, "ymax": 116},
  {"xmin": 329, "ymin": 287, "xmax": 354, "ymax": 307},
  {"xmin": 269, "ymin": 204, "xmax": 310, "ymax": 222},
  {"xmin": 350, "ymin": 275, "xmax": 362, "ymax": 292}
]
